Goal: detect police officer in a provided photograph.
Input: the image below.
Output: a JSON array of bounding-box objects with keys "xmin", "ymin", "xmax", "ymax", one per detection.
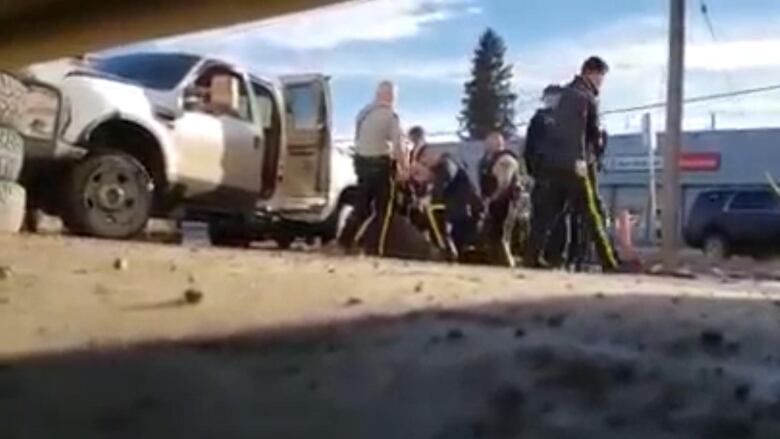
[
  {"xmin": 523, "ymin": 85, "xmax": 568, "ymax": 268},
  {"xmin": 339, "ymin": 81, "xmax": 407, "ymax": 256},
  {"xmin": 414, "ymin": 145, "xmax": 482, "ymax": 261},
  {"xmin": 527, "ymin": 56, "xmax": 620, "ymax": 272},
  {"xmin": 567, "ymin": 128, "xmax": 611, "ymax": 271},
  {"xmin": 478, "ymin": 132, "xmax": 528, "ymax": 267}
]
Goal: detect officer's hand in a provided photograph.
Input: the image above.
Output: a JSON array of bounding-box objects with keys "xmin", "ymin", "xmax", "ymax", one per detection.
[{"xmin": 574, "ymin": 160, "xmax": 588, "ymax": 178}]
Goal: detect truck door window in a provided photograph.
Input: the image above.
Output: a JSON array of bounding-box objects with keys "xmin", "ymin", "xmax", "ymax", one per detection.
[
  {"xmin": 189, "ymin": 66, "xmax": 252, "ymax": 122},
  {"xmin": 730, "ymin": 191, "xmax": 778, "ymax": 211},
  {"xmin": 286, "ymin": 84, "xmax": 320, "ymax": 130}
]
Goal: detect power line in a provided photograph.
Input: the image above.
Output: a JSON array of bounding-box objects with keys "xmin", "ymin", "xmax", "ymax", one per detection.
[
  {"xmin": 601, "ymin": 82, "xmax": 780, "ymax": 116},
  {"xmin": 334, "ymin": 82, "xmax": 780, "ymax": 141}
]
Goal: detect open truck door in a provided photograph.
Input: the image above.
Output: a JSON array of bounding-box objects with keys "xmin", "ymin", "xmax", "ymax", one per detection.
[{"xmin": 275, "ymin": 74, "xmax": 332, "ymax": 212}]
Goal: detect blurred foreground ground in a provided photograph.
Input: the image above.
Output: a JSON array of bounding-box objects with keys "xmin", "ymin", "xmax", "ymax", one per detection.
[{"xmin": 1, "ymin": 234, "xmax": 780, "ymax": 438}]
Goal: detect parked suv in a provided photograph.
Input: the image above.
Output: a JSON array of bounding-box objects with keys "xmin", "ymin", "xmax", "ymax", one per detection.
[
  {"xmin": 683, "ymin": 188, "xmax": 780, "ymax": 259},
  {"xmin": 21, "ymin": 52, "xmax": 357, "ymax": 246}
]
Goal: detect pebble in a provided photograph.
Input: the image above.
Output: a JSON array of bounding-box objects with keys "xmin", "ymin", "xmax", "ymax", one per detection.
[
  {"xmin": 546, "ymin": 313, "xmax": 568, "ymax": 328},
  {"xmin": 183, "ymin": 288, "xmax": 204, "ymax": 305},
  {"xmin": 700, "ymin": 329, "xmax": 725, "ymax": 348},
  {"xmin": 0, "ymin": 266, "xmax": 12, "ymax": 281},
  {"xmin": 414, "ymin": 282, "xmax": 424, "ymax": 293},
  {"xmin": 344, "ymin": 297, "xmax": 363, "ymax": 307},
  {"xmin": 446, "ymin": 328, "xmax": 465, "ymax": 340},
  {"xmin": 514, "ymin": 328, "xmax": 526, "ymax": 338},
  {"xmin": 113, "ymin": 258, "xmax": 128, "ymax": 271}
]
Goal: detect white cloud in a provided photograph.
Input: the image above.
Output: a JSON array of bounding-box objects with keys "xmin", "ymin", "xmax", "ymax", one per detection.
[
  {"xmin": 152, "ymin": 0, "xmax": 479, "ymax": 51},
  {"xmin": 509, "ymin": 13, "xmax": 780, "ymax": 135}
]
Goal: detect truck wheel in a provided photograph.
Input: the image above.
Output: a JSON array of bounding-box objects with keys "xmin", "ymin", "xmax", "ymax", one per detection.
[
  {"xmin": 63, "ymin": 151, "xmax": 153, "ymax": 239},
  {"xmin": 0, "ymin": 181, "xmax": 26, "ymax": 233},
  {"xmin": 0, "ymin": 128, "xmax": 24, "ymax": 182},
  {"xmin": 0, "ymin": 73, "xmax": 26, "ymax": 130}
]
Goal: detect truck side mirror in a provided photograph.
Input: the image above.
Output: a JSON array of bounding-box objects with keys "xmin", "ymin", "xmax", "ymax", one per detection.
[{"xmin": 182, "ymin": 85, "xmax": 205, "ymax": 111}]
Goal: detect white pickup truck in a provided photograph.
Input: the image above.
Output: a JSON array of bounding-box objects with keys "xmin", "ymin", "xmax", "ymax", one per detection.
[{"xmin": 21, "ymin": 52, "xmax": 357, "ymax": 247}]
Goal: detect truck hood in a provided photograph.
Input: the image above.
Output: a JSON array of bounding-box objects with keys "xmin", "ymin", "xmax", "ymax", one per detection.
[{"xmin": 61, "ymin": 70, "xmax": 180, "ymax": 115}]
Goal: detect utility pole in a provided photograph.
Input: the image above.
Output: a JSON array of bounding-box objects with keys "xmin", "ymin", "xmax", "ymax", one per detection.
[
  {"xmin": 662, "ymin": 0, "xmax": 685, "ymax": 270},
  {"xmin": 642, "ymin": 113, "xmax": 658, "ymax": 244}
]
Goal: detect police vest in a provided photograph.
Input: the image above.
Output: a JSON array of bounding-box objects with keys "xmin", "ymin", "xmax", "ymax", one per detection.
[
  {"xmin": 479, "ymin": 150, "xmax": 518, "ymax": 199},
  {"xmin": 433, "ymin": 154, "xmax": 482, "ymax": 220}
]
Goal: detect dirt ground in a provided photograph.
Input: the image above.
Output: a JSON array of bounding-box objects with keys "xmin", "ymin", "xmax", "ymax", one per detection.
[{"xmin": 1, "ymin": 234, "xmax": 780, "ymax": 438}]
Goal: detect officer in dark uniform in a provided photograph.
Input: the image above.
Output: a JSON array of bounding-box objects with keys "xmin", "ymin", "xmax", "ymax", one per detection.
[
  {"xmin": 526, "ymin": 56, "xmax": 620, "ymax": 272},
  {"xmin": 414, "ymin": 145, "xmax": 483, "ymax": 261},
  {"xmin": 567, "ymin": 128, "xmax": 611, "ymax": 271},
  {"xmin": 339, "ymin": 81, "xmax": 407, "ymax": 256},
  {"xmin": 478, "ymin": 132, "xmax": 528, "ymax": 267},
  {"xmin": 523, "ymin": 85, "xmax": 568, "ymax": 268}
]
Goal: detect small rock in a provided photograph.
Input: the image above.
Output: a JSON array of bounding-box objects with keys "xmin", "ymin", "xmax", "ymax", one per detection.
[
  {"xmin": 0, "ymin": 266, "xmax": 12, "ymax": 281},
  {"xmin": 516, "ymin": 272, "xmax": 526, "ymax": 280},
  {"xmin": 187, "ymin": 273, "xmax": 197, "ymax": 285},
  {"xmin": 446, "ymin": 328, "xmax": 465, "ymax": 340},
  {"xmin": 670, "ymin": 296, "xmax": 682, "ymax": 305},
  {"xmin": 773, "ymin": 300, "xmax": 780, "ymax": 308},
  {"xmin": 649, "ymin": 263, "xmax": 664, "ymax": 275},
  {"xmin": 327, "ymin": 266, "xmax": 336, "ymax": 274},
  {"xmin": 183, "ymin": 288, "xmax": 204, "ymax": 305},
  {"xmin": 344, "ymin": 297, "xmax": 363, "ymax": 307},
  {"xmin": 169, "ymin": 263, "xmax": 178, "ymax": 272},
  {"xmin": 734, "ymin": 384, "xmax": 752, "ymax": 403},
  {"xmin": 546, "ymin": 313, "xmax": 568, "ymax": 328},
  {"xmin": 700, "ymin": 329, "xmax": 725, "ymax": 348},
  {"xmin": 594, "ymin": 292, "xmax": 606, "ymax": 299},
  {"xmin": 414, "ymin": 282, "xmax": 424, "ymax": 293},
  {"xmin": 113, "ymin": 258, "xmax": 129, "ymax": 271},
  {"xmin": 514, "ymin": 328, "xmax": 526, "ymax": 338}
]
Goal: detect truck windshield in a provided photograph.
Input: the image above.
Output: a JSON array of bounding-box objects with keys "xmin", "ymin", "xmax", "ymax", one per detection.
[{"xmin": 89, "ymin": 53, "xmax": 199, "ymax": 90}]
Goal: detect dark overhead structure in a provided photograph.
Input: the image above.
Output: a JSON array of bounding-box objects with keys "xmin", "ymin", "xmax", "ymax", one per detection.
[{"xmin": 0, "ymin": 0, "xmax": 351, "ymax": 67}]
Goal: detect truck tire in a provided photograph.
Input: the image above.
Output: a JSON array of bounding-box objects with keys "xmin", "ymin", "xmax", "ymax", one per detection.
[
  {"xmin": 0, "ymin": 73, "xmax": 26, "ymax": 130},
  {"xmin": 63, "ymin": 150, "xmax": 153, "ymax": 239},
  {"xmin": 0, "ymin": 181, "xmax": 26, "ymax": 233},
  {"xmin": 0, "ymin": 127, "xmax": 24, "ymax": 182}
]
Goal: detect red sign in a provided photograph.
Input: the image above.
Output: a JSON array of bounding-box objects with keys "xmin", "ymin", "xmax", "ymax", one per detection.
[{"xmin": 679, "ymin": 152, "xmax": 720, "ymax": 171}]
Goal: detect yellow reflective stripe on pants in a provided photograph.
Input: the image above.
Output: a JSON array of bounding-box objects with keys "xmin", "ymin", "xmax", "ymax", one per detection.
[
  {"xmin": 425, "ymin": 204, "xmax": 447, "ymax": 250},
  {"xmin": 582, "ymin": 174, "xmax": 618, "ymax": 269},
  {"xmin": 353, "ymin": 213, "xmax": 376, "ymax": 247},
  {"xmin": 378, "ymin": 179, "xmax": 396, "ymax": 256}
]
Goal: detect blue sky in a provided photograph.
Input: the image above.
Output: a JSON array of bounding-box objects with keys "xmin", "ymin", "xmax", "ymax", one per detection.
[{"xmin": 118, "ymin": 0, "xmax": 780, "ymax": 140}]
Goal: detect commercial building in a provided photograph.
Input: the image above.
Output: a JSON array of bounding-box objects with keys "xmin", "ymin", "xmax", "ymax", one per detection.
[{"xmin": 430, "ymin": 127, "xmax": 780, "ymax": 245}]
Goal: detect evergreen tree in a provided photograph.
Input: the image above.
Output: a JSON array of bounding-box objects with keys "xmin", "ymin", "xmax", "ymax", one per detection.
[{"xmin": 458, "ymin": 28, "xmax": 518, "ymax": 140}]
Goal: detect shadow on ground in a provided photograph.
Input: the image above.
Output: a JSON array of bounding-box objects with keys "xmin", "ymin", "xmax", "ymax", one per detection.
[{"xmin": 2, "ymin": 292, "xmax": 780, "ymax": 439}]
